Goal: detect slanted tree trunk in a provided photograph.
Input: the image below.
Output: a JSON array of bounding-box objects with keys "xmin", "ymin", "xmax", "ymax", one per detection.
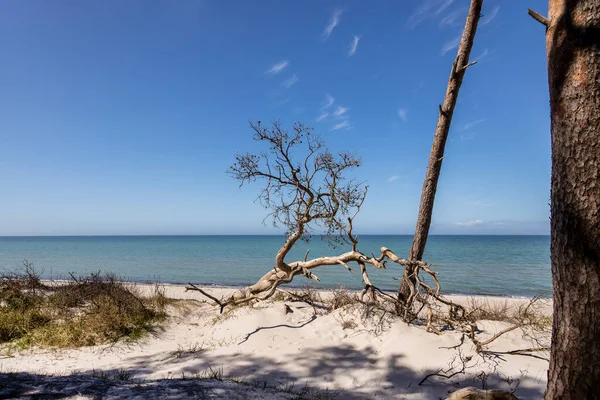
[
  {"xmin": 400, "ymin": 0, "xmax": 483, "ymax": 302},
  {"xmin": 540, "ymin": 0, "xmax": 600, "ymax": 398}
]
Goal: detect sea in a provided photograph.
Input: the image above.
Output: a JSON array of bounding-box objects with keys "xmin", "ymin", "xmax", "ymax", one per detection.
[{"xmin": 0, "ymin": 235, "xmax": 551, "ymax": 298}]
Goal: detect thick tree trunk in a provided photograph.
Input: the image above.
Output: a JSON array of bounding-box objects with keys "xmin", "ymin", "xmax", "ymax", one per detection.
[
  {"xmin": 544, "ymin": 0, "xmax": 600, "ymax": 398},
  {"xmin": 400, "ymin": 0, "xmax": 483, "ymax": 300}
]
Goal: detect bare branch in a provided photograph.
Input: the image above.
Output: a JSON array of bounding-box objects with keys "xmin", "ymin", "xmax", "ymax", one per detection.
[
  {"xmin": 457, "ymin": 60, "xmax": 477, "ymax": 72},
  {"xmin": 337, "ymin": 260, "xmax": 354, "ymax": 274},
  {"xmin": 527, "ymin": 8, "xmax": 549, "ymax": 27}
]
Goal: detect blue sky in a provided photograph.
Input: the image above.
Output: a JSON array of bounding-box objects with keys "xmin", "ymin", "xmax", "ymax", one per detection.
[{"xmin": 0, "ymin": 0, "xmax": 551, "ymax": 236}]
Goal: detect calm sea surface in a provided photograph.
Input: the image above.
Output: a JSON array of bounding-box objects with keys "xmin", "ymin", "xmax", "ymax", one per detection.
[{"xmin": 0, "ymin": 235, "xmax": 551, "ymax": 297}]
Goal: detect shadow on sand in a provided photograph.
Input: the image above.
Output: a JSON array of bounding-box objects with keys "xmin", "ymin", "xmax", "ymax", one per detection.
[{"xmin": 1, "ymin": 340, "xmax": 546, "ymax": 399}]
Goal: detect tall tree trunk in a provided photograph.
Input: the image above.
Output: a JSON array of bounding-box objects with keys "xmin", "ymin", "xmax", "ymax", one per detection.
[
  {"xmin": 543, "ymin": 0, "xmax": 600, "ymax": 398},
  {"xmin": 400, "ymin": 0, "xmax": 483, "ymax": 301}
]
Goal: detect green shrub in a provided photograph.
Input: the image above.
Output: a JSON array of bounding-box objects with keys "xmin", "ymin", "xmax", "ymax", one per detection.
[{"xmin": 0, "ymin": 266, "xmax": 167, "ymax": 348}]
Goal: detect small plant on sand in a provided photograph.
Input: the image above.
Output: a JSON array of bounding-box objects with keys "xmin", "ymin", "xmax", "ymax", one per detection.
[
  {"xmin": 169, "ymin": 342, "xmax": 204, "ymax": 359},
  {"xmin": 340, "ymin": 318, "xmax": 358, "ymax": 330},
  {"xmin": 326, "ymin": 288, "xmax": 359, "ymax": 312},
  {"xmin": 115, "ymin": 368, "xmax": 133, "ymax": 381}
]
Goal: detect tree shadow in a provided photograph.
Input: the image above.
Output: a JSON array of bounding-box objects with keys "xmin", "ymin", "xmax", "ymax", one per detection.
[
  {"xmin": 1, "ymin": 340, "xmax": 548, "ymax": 399},
  {"xmin": 238, "ymin": 315, "xmax": 317, "ymax": 345}
]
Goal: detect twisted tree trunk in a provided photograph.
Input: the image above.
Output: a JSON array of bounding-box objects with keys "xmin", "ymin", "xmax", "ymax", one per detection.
[
  {"xmin": 540, "ymin": 0, "xmax": 600, "ymax": 398},
  {"xmin": 400, "ymin": 0, "xmax": 483, "ymax": 302}
]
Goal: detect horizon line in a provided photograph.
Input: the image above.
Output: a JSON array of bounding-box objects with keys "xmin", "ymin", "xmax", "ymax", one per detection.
[{"xmin": 0, "ymin": 233, "xmax": 551, "ymax": 238}]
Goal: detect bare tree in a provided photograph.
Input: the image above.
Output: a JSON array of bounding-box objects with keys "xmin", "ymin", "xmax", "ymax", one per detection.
[
  {"xmin": 186, "ymin": 121, "xmax": 460, "ymax": 333},
  {"xmin": 528, "ymin": 1, "xmax": 600, "ymax": 398},
  {"xmin": 400, "ymin": 0, "xmax": 483, "ymax": 306},
  {"xmin": 188, "ymin": 121, "xmax": 402, "ymax": 311}
]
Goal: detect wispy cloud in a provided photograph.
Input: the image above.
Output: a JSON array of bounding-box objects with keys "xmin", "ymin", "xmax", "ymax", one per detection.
[
  {"xmin": 331, "ymin": 120, "xmax": 351, "ymax": 131},
  {"xmin": 406, "ymin": 0, "xmax": 456, "ymax": 29},
  {"xmin": 455, "ymin": 219, "xmax": 483, "ymax": 227},
  {"xmin": 316, "ymin": 95, "xmax": 335, "ymax": 123},
  {"xmin": 397, "ymin": 108, "xmax": 408, "ymax": 122},
  {"xmin": 464, "ymin": 118, "xmax": 486, "ymax": 130},
  {"xmin": 317, "ymin": 95, "xmax": 353, "ymax": 130},
  {"xmin": 322, "ymin": 8, "xmax": 343, "ymax": 39},
  {"xmin": 436, "ymin": 0, "xmax": 456, "ymax": 16},
  {"xmin": 281, "ymin": 74, "xmax": 298, "ymax": 88},
  {"xmin": 348, "ymin": 35, "xmax": 360, "ymax": 56},
  {"xmin": 439, "ymin": 8, "xmax": 467, "ymax": 28},
  {"xmin": 388, "ymin": 175, "xmax": 401, "ymax": 182},
  {"xmin": 316, "ymin": 112, "xmax": 329, "ymax": 122},
  {"xmin": 266, "ymin": 60, "xmax": 289, "ymax": 75},
  {"xmin": 440, "ymin": 34, "xmax": 461, "ymax": 56},
  {"xmin": 480, "ymin": 5, "xmax": 500, "ymax": 26},
  {"xmin": 473, "ymin": 48, "xmax": 490, "ymax": 62},
  {"xmin": 332, "ymin": 105, "xmax": 349, "ymax": 119},
  {"xmin": 323, "ymin": 95, "xmax": 335, "ymax": 110}
]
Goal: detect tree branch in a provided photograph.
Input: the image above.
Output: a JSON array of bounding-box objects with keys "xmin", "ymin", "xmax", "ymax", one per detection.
[{"xmin": 527, "ymin": 9, "xmax": 549, "ymax": 27}]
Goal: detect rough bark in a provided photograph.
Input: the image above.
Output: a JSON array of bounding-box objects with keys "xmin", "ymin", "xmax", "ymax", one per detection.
[
  {"xmin": 401, "ymin": 0, "xmax": 483, "ymax": 301},
  {"xmin": 543, "ymin": 0, "xmax": 600, "ymax": 398}
]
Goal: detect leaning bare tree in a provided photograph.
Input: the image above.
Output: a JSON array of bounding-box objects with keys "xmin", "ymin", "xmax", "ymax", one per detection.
[
  {"xmin": 527, "ymin": 1, "xmax": 600, "ymax": 398},
  {"xmin": 400, "ymin": 0, "xmax": 482, "ymax": 308}
]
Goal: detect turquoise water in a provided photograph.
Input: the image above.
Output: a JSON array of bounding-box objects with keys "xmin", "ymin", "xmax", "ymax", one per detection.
[{"xmin": 0, "ymin": 235, "xmax": 551, "ymax": 297}]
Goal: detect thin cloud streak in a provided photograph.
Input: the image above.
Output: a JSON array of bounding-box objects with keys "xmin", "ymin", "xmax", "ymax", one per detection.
[
  {"xmin": 331, "ymin": 120, "xmax": 351, "ymax": 131},
  {"xmin": 435, "ymin": 0, "xmax": 456, "ymax": 16},
  {"xmin": 388, "ymin": 175, "xmax": 401, "ymax": 182},
  {"xmin": 406, "ymin": 0, "xmax": 456, "ymax": 29},
  {"xmin": 473, "ymin": 48, "xmax": 490, "ymax": 62},
  {"xmin": 322, "ymin": 8, "xmax": 343, "ymax": 39},
  {"xmin": 455, "ymin": 219, "xmax": 483, "ymax": 227},
  {"xmin": 316, "ymin": 95, "xmax": 335, "ymax": 123},
  {"xmin": 332, "ymin": 105, "xmax": 349, "ymax": 118},
  {"xmin": 281, "ymin": 74, "xmax": 298, "ymax": 88},
  {"xmin": 439, "ymin": 8, "xmax": 467, "ymax": 28},
  {"xmin": 323, "ymin": 95, "xmax": 335, "ymax": 110},
  {"xmin": 266, "ymin": 60, "xmax": 289, "ymax": 74},
  {"xmin": 464, "ymin": 119, "xmax": 485, "ymax": 130},
  {"xmin": 316, "ymin": 95, "xmax": 353, "ymax": 130},
  {"xmin": 316, "ymin": 112, "xmax": 329, "ymax": 122},
  {"xmin": 481, "ymin": 5, "xmax": 500, "ymax": 26},
  {"xmin": 348, "ymin": 35, "xmax": 360, "ymax": 56},
  {"xmin": 397, "ymin": 108, "xmax": 408, "ymax": 122},
  {"xmin": 440, "ymin": 34, "xmax": 461, "ymax": 55}
]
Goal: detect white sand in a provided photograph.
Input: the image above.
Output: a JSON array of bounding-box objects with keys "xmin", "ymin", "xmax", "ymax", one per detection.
[{"xmin": 1, "ymin": 285, "xmax": 551, "ymax": 399}]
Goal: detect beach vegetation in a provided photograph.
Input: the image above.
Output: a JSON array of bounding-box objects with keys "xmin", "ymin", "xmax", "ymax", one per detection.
[{"xmin": 0, "ymin": 263, "xmax": 167, "ymax": 348}]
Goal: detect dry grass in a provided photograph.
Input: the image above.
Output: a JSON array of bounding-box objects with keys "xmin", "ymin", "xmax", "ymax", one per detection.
[
  {"xmin": 0, "ymin": 263, "xmax": 168, "ymax": 348},
  {"xmin": 464, "ymin": 296, "xmax": 552, "ymax": 355},
  {"xmin": 326, "ymin": 288, "xmax": 360, "ymax": 312},
  {"xmin": 340, "ymin": 318, "xmax": 358, "ymax": 330},
  {"xmin": 466, "ymin": 296, "xmax": 552, "ymax": 329}
]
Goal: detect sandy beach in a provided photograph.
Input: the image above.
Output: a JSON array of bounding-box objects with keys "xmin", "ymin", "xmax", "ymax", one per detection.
[{"xmin": 1, "ymin": 284, "xmax": 551, "ymax": 399}]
